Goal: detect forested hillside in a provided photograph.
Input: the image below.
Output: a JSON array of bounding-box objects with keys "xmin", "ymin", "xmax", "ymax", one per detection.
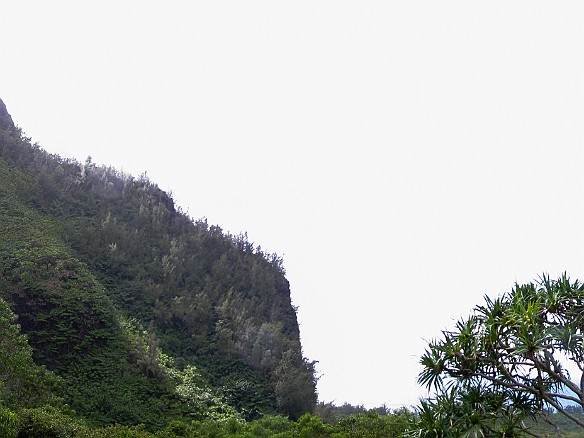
[
  {"xmin": 7, "ymin": 100, "xmax": 584, "ymax": 437},
  {"xmin": 0, "ymin": 98, "xmax": 317, "ymax": 430}
]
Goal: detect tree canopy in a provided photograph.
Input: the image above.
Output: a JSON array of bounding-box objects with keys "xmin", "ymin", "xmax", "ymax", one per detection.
[{"xmin": 417, "ymin": 274, "xmax": 584, "ymax": 435}]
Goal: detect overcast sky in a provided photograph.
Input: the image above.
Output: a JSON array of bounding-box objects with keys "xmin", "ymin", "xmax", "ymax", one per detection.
[{"xmin": 2, "ymin": 1, "xmax": 584, "ymax": 408}]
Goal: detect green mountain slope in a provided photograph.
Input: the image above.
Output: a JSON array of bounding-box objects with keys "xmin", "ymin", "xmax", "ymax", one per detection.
[{"xmin": 0, "ymin": 98, "xmax": 316, "ymax": 429}]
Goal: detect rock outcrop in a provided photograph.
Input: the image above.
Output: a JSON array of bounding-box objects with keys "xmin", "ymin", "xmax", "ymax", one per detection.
[{"xmin": 0, "ymin": 98, "xmax": 15, "ymax": 130}]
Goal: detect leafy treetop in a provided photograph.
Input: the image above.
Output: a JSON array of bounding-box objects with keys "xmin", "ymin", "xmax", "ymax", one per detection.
[{"xmin": 418, "ymin": 274, "xmax": 584, "ymax": 435}]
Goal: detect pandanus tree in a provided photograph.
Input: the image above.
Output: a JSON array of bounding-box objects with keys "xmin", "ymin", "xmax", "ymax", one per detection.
[{"xmin": 416, "ymin": 274, "xmax": 584, "ymax": 436}]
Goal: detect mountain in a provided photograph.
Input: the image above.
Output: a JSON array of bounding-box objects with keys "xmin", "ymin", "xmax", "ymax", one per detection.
[
  {"xmin": 0, "ymin": 98, "xmax": 13, "ymax": 129},
  {"xmin": 0, "ymin": 98, "xmax": 317, "ymax": 430}
]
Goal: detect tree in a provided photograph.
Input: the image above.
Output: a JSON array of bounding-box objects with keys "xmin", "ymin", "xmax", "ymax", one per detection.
[
  {"xmin": 410, "ymin": 384, "xmax": 529, "ymax": 437},
  {"xmin": 273, "ymin": 350, "xmax": 318, "ymax": 420},
  {"xmin": 417, "ymin": 274, "xmax": 584, "ymax": 434}
]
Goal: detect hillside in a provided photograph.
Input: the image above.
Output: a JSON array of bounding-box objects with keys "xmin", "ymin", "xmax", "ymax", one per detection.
[{"xmin": 0, "ymin": 98, "xmax": 317, "ymax": 429}]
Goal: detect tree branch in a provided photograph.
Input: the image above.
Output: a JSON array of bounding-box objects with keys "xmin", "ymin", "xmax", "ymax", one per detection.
[{"xmin": 535, "ymin": 353, "xmax": 584, "ymax": 401}]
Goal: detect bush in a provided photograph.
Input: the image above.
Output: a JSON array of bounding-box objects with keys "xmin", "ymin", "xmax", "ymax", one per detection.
[
  {"xmin": 16, "ymin": 406, "xmax": 86, "ymax": 438},
  {"xmin": 0, "ymin": 405, "xmax": 19, "ymax": 438},
  {"xmin": 295, "ymin": 413, "xmax": 334, "ymax": 437},
  {"xmin": 337, "ymin": 410, "xmax": 412, "ymax": 437},
  {"xmin": 85, "ymin": 424, "xmax": 156, "ymax": 438}
]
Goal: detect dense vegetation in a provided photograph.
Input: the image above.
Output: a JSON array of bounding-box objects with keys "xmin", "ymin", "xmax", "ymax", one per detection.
[
  {"xmin": 0, "ymin": 98, "xmax": 318, "ymax": 432},
  {"xmin": 5, "ymin": 97, "xmax": 584, "ymax": 436}
]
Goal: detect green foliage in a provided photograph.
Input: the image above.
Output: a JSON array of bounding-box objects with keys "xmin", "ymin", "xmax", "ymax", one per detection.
[
  {"xmin": 0, "ymin": 405, "xmax": 19, "ymax": 438},
  {"xmin": 295, "ymin": 413, "xmax": 334, "ymax": 437},
  {"xmin": 81, "ymin": 423, "xmax": 154, "ymax": 438},
  {"xmin": 0, "ymin": 297, "xmax": 62, "ymax": 409},
  {"xmin": 0, "ymin": 404, "xmax": 420, "ymax": 438},
  {"xmin": 337, "ymin": 410, "xmax": 414, "ymax": 437},
  {"xmin": 417, "ymin": 274, "xmax": 584, "ymax": 435},
  {"xmin": 16, "ymin": 406, "xmax": 87, "ymax": 438},
  {"xmin": 273, "ymin": 350, "xmax": 318, "ymax": 420},
  {"xmin": 409, "ymin": 385, "xmax": 529, "ymax": 437},
  {"xmin": 0, "ymin": 102, "xmax": 317, "ymax": 430},
  {"xmin": 171, "ymin": 364, "xmax": 240, "ymax": 421}
]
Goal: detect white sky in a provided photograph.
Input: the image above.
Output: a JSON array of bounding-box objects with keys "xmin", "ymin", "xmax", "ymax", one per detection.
[{"xmin": 2, "ymin": 1, "xmax": 584, "ymax": 409}]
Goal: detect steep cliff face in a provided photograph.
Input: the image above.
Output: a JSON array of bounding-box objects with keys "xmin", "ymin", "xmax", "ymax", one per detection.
[
  {"xmin": 0, "ymin": 99, "xmax": 316, "ymax": 427},
  {"xmin": 0, "ymin": 98, "xmax": 14, "ymax": 130}
]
